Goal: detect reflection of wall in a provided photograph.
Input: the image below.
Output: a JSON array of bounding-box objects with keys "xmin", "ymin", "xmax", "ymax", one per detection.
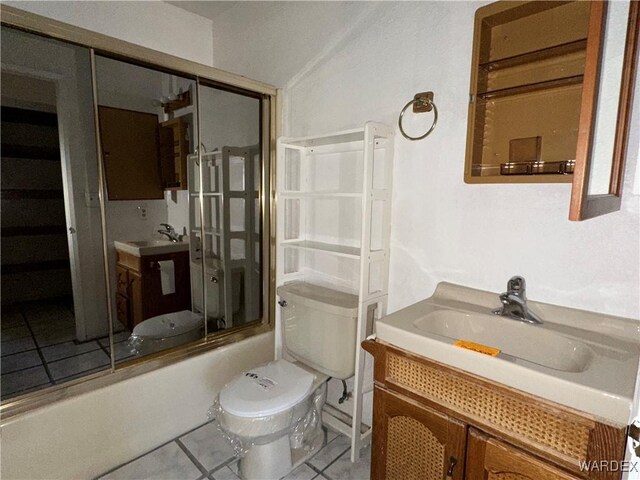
[{"xmin": 200, "ymin": 87, "xmax": 260, "ymax": 152}]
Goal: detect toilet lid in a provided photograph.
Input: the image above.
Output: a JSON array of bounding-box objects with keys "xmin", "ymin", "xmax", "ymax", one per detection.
[
  {"xmin": 132, "ymin": 310, "xmax": 203, "ymax": 339},
  {"xmin": 220, "ymin": 360, "xmax": 314, "ymax": 417}
]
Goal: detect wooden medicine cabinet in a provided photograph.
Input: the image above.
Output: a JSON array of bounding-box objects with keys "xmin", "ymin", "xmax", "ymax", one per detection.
[
  {"xmin": 465, "ymin": 1, "xmax": 640, "ymax": 220},
  {"xmin": 99, "ymin": 108, "xmax": 191, "ymax": 200}
]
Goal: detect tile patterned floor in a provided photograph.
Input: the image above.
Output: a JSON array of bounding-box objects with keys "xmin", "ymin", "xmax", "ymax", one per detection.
[
  {"xmin": 98, "ymin": 423, "xmax": 371, "ymax": 480},
  {"xmin": 0, "ymin": 299, "xmax": 134, "ymax": 400}
]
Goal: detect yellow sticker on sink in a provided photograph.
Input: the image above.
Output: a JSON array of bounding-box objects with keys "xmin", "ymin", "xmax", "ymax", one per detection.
[{"xmin": 454, "ymin": 340, "xmax": 501, "ymax": 357}]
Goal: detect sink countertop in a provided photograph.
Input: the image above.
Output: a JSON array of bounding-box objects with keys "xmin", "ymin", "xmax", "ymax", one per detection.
[
  {"xmin": 375, "ymin": 282, "xmax": 640, "ymax": 425},
  {"xmin": 114, "ymin": 239, "xmax": 189, "ymax": 257}
]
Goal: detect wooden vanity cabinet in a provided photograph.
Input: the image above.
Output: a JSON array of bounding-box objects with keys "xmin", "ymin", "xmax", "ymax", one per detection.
[
  {"xmin": 466, "ymin": 429, "xmax": 581, "ymax": 480},
  {"xmin": 372, "ymin": 387, "xmax": 466, "ymax": 480},
  {"xmin": 363, "ymin": 340, "xmax": 627, "ymax": 480},
  {"xmin": 116, "ymin": 250, "xmax": 191, "ymax": 331}
]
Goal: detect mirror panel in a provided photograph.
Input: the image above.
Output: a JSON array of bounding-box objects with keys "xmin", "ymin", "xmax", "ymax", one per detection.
[
  {"xmin": 587, "ymin": 0, "xmax": 631, "ymax": 195},
  {"xmin": 569, "ymin": 0, "xmax": 640, "ymax": 220},
  {"xmin": 93, "ymin": 56, "xmax": 204, "ymax": 362},
  {"xmin": 196, "ymin": 83, "xmax": 262, "ymax": 331},
  {"xmin": 1, "ymin": 26, "xmax": 110, "ymax": 401}
]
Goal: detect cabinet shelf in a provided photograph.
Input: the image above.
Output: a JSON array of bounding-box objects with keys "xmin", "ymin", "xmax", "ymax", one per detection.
[
  {"xmin": 281, "ymin": 240, "xmax": 360, "ymax": 259},
  {"xmin": 477, "ymin": 75, "xmax": 583, "ymax": 100},
  {"xmin": 480, "ymin": 39, "xmax": 587, "ymax": 72}
]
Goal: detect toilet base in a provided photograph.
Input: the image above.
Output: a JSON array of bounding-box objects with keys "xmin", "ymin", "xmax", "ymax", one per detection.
[
  {"xmin": 239, "ymin": 435, "xmax": 291, "ymax": 480},
  {"xmin": 238, "ymin": 430, "xmax": 324, "ymax": 480}
]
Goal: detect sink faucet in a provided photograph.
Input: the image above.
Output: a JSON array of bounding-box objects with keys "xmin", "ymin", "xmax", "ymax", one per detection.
[
  {"xmin": 492, "ymin": 276, "xmax": 543, "ymax": 325},
  {"xmin": 157, "ymin": 223, "xmax": 181, "ymax": 243}
]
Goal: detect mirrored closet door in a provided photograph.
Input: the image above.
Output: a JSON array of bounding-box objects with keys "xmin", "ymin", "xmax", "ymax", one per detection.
[
  {"xmin": 194, "ymin": 83, "xmax": 263, "ymax": 332},
  {"xmin": 93, "ymin": 56, "xmax": 203, "ymax": 362},
  {"xmin": 1, "ymin": 27, "xmax": 110, "ymax": 400}
]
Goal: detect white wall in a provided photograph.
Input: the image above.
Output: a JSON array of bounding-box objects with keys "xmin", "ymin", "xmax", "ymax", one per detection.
[
  {"xmin": 5, "ymin": 1, "xmax": 214, "ymax": 66},
  {"xmin": 0, "ymin": 332, "xmax": 274, "ymax": 480},
  {"xmin": 281, "ymin": 1, "xmax": 640, "ymax": 321}
]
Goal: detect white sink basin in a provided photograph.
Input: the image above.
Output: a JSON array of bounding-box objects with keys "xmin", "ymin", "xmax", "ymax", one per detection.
[
  {"xmin": 376, "ymin": 282, "xmax": 640, "ymax": 425},
  {"xmin": 414, "ymin": 310, "xmax": 592, "ymax": 373},
  {"xmin": 114, "ymin": 239, "xmax": 189, "ymax": 257}
]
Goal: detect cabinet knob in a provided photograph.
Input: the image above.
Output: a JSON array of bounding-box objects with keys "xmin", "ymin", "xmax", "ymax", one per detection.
[
  {"xmin": 445, "ymin": 456, "xmax": 457, "ymax": 480},
  {"xmin": 278, "ymin": 300, "xmax": 288, "ymax": 307},
  {"xmin": 210, "ymin": 276, "xmax": 218, "ymax": 283}
]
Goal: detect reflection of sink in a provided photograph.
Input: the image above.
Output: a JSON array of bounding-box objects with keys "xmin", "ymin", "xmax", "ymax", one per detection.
[
  {"xmin": 114, "ymin": 239, "xmax": 189, "ymax": 257},
  {"xmin": 414, "ymin": 310, "xmax": 592, "ymax": 373},
  {"xmin": 376, "ymin": 282, "xmax": 640, "ymax": 424}
]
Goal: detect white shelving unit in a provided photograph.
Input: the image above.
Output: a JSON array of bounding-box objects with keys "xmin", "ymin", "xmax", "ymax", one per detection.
[
  {"xmin": 276, "ymin": 122, "xmax": 394, "ymax": 461},
  {"xmin": 189, "ymin": 146, "xmax": 261, "ymax": 327}
]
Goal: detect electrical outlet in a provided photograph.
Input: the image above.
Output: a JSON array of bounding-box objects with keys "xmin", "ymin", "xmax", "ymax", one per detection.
[{"xmin": 137, "ymin": 205, "xmax": 148, "ymax": 220}]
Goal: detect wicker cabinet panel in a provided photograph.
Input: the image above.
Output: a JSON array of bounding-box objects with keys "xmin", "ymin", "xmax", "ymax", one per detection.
[
  {"xmin": 466, "ymin": 428, "xmax": 581, "ymax": 480},
  {"xmin": 372, "ymin": 386, "xmax": 466, "ymax": 480},
  {"xmin": 362, "ymin": 340, "xmax": 626, "ymax": 480}
]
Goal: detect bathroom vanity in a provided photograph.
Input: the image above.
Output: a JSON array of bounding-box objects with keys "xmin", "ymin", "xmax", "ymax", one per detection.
[
  {"xmin": 114, "ymin": 243, "xmax": 191, "ymax": 330},
  {"xmin": 363, "ymin": 283, "xmax": 638, "ymax": 480}
]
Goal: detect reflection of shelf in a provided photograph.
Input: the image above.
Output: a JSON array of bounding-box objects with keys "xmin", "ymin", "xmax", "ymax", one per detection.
[
  {"xmin": 280, "ymin": 192, "xmax": 362, "ymax": 198},
  {"xmin": 192, "ymin": 228, "xmax": 248, "ymax": 237},
  {"xmin": 281, "ymin": 240, "xmax": 360, "ymax": 259},
  {"xmin": 500, "ymin": 160, "xmax": 575, "ymax": 176},
  {"xmin": 480, "ymin": 39, "xmax": 587, "ymax": 72},
  {"xmin": 477, "ymin": 75, "xmax": 583, "ymax": 100}
]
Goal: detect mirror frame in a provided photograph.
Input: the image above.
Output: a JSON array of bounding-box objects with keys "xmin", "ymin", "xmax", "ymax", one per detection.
[
  {"xmin": 570, "ymin": 0, "xmax": 640, "ymax": 221},
  {"xmin": 0, "ymin": 4, "xmax": 279, "ymax": 420}
]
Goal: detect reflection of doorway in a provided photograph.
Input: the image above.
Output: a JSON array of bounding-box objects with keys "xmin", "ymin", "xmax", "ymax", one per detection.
[{"xmin": 0, "ymin": 74, "xmax": 112, "ymax": 401}]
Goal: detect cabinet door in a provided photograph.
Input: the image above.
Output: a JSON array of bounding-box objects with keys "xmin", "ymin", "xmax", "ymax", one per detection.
[
  {"xmin": 115, "ymin": 294, "xmax": 130, "ymax": 331},
  {"xmin": 466, "ymin": 428, "xmax": 581, "ymax": 480},
  {"xmin": 116, "ymin": 265, "xmax": 129, "ymax": 298},
  {"xmin": 128, "ymin": 271, "xmax": 144, "ymax": 328},
  {"xmin": 372, "ymin": 387, "xmax": 466, "ymax": 480},
  {"xmin": 98, "ymin": 105, "xmax": 164, "ymax": 200}
]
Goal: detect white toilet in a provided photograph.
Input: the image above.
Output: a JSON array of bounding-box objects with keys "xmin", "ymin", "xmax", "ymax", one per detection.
[
  {"xmin": 128, "ymin": 310, "xmax": 203, "ymax": 356},
  {"xmin": 212, "ymin": 281, "xmax": 359, "ymax": 480}
]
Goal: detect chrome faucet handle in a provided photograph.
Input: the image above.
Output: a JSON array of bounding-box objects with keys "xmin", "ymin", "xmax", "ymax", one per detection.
[{"xmin": 507, "ymin": 275, "xmax": 526, "ymax": 298}]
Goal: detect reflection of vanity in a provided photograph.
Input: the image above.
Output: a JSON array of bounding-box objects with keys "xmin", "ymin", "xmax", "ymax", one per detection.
[{"xmin": 114, "ymin": 241, "xmax": 191, "ymax": 331}]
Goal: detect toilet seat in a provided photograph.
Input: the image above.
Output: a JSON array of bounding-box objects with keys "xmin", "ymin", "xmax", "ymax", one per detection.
[
  {"xmin": 220, "ymin": 360, "xmax": 314, "ymax": 418},
  {"xmin": 132, "ymin": 310, "xmax": 202, "ymax": 338}
]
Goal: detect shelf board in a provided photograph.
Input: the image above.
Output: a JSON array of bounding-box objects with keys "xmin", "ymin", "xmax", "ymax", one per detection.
[
  {"xmin": 190, "ymin": 192, "xmax": 222, "ymax": 197},
  {"xmin": 279, "ymin": 192, "xmax": 362, "ymax": 198},
  {"xmin": 477, "ymin": 75, "xmax": 583, "ymax": 100},
  {"xmin": 281, "ymin": 240, "xmax": 360, "ymax": 259},
  {"xmin": 480, "ymin": 39, "xmax": 587, "ymax": 72}
]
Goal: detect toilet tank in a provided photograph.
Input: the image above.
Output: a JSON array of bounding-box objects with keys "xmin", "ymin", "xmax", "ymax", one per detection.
[
  {"xmin": 277, "ymin": 282, "xmax": 358, "ymax": 379},
  {"xmin": 191, "ymin": 258, "xmax": 241, "ymax": 318}
]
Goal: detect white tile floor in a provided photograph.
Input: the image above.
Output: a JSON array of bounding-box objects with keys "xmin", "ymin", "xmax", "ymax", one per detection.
[{"xmin": 97, "ymin": 422, "xmax": 371, "ymax": 480}]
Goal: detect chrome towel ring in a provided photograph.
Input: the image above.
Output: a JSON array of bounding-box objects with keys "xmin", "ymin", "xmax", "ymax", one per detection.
[{"xmin": 398, "ymin": 91, "xmax": 438, "ymax": 141}]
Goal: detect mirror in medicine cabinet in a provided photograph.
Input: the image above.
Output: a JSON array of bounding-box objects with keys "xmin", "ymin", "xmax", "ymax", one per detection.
[{"xmin": 465, "ymin": 1, "xmax": 639, "ymax": 220}]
